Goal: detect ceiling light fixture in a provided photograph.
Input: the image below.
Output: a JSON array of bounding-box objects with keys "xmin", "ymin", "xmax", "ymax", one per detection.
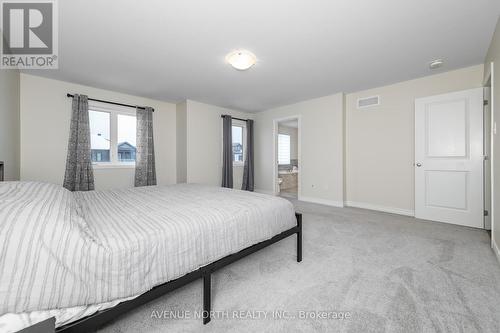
[
  {"xmin": 429, "ymin": 59, "xmax": 444, "ymax": 70},
  {"xmin": 225, "ymin": 50, "xmax": 257, "ymax": 71}
]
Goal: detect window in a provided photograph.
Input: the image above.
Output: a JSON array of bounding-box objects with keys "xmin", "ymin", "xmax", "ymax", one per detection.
[
  {"xmin": 89, "ymin": 104, "xmax": 136, "ymax": 167},
  {"xmin": 231, "ymin": 121, "xmax": 246, "ymax": 166},
  {"xmin": 278, "ymin": 134, "xmax": 291, "ymax": 165},
  {"xmin": 117, "ymin": 114, "xmax": 136, "ymax": 162},
  {"xmin": 89, "ymin": 110, "xmax": 111, "ymax": 163}
]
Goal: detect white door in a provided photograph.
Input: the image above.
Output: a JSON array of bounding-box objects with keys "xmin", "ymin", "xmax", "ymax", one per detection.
[{"xmin": 415, "ymin": 88, "xmax": 484, "ymax": 228}]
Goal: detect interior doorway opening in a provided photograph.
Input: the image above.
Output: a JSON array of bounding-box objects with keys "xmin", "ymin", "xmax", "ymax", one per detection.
[{"xmin": 273, "ymin": 117, "xmax": 300, "ymax": 199}]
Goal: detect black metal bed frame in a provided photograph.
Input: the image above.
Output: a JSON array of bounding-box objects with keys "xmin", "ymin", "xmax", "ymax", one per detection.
[{"xmin": 55, "ymin": 213, "xmax": 302, "ymax": 332}]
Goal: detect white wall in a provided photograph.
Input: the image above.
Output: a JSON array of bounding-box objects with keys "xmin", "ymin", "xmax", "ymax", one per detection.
[
  {"xmin": 255, "ymin": 93, "xmax": 345, "ymax": 206},
  {"xmin": 0, "ymin": 70, "xmax": 20, "ymax": 180},
  {"xmin": 20, "ymin": 74, "xmax": 177, "ymax": 190},
  {"xmin": 278, "ymin": 125, "xmax": 298, "ymax": 160},
  {"xmin": 345, "ymin": 65, "xmax": 484, "ymax": 214},
  {"xmin": 485, "ymin": 17, "xmax": 500, "ymax": 258},
  {"xmin": 184, "ymin": 100, "xmax": 254, "ymax": 189}
]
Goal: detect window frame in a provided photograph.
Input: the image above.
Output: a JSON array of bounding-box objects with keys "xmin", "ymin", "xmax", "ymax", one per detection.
[
  {"xmin": 231, "ymin": 120, "xmax": 247, "ymax": 167},
  {"xmin": 89, "ymin": 101, "xmax": 137, "ymax": 169}
]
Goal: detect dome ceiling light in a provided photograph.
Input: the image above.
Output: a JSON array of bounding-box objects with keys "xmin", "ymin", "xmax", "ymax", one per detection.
[{"xmin": 225, "ymin": 50, "xmax": 257, "ymax": 71}]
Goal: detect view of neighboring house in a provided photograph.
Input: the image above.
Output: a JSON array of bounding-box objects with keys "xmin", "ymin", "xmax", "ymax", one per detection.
[
  {"xmin": 90, "ymin": 133, "xmax": 136, "ymax": 162},
  {"xmin": 232, "ymin": 143, "xmax": 243, "ymax": 162},
  {"xmin": 91, "ymin": 149, "xmax": 110, "ymax": 162},
  {"xmin": 117, "ymin": 142, "xmax": 136, "ymax": 162}
]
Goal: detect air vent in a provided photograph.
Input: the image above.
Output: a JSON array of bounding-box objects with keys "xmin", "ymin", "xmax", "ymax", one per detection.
[{"xmin": 357, "ymin": 96, "xmax": 380, "ymax": 109}]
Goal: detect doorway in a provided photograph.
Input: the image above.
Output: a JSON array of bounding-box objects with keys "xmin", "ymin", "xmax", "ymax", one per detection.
[
  {"xmin": 273, "ymin": 116, "xmax": 300, "ymax": 199},
  {"xmin": 484, "ymin": 75, "xmax": 492, "ymax": 230}
]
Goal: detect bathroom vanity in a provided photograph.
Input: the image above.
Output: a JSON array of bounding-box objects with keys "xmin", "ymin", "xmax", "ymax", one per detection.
[{"xmin": 279, "ymin": 170, "xmax": 298, "ymax": 190}]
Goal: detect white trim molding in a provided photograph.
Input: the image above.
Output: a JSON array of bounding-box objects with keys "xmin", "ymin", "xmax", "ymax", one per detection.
[
  {"xmin": 493, "ymin": 239, "xmax": 500, "ymax": 266},
  {"xmin": 488, "ymin": 62, "xmax": 496, "ymax": 251},
  {"xmin": 344, "ymin": 201, "xmax": 415, "ymax": 217},
  {"xmin": 92, "ymin": 163, "xmax": 135, "ymax": 169},
  {"xmin": 299, "ymin": 196, "xmax": 344, "ymax": 208},
  {"xmin": 254, "ymin": 188, "xmax": 275, "ymax": 195}
]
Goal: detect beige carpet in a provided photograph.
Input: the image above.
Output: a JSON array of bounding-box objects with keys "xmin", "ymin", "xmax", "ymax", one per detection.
[{"xmin": 98, "ymin": 200, "xmax": 500, "ymax": 333}]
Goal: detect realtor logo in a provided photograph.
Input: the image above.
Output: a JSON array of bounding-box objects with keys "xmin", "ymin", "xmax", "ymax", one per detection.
[{"xmin": 1, "ymin": 0, "xmax": 58, "ymax": 68}]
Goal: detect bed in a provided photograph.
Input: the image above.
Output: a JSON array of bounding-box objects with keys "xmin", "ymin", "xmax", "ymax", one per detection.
[{"xmin": 0, "ymin": 182, "xmax": 302, "ymax": 332}]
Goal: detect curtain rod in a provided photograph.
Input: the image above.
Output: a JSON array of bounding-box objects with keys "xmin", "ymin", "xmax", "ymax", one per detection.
[
  {"xmin": 66, "ymin": 94, "xmax": 154, "ymax": 112},
  {"xmin": 221, "ymin": 115, "xmax": 249, "ymax": 122}
]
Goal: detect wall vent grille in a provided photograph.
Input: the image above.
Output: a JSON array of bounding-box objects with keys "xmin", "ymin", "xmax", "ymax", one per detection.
[{"xmin": 357, "ymin": 96, "xmax": 380, "ymax": 109}]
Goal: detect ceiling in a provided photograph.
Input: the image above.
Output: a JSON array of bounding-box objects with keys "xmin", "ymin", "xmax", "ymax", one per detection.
[{"xmin": 26, "ymin": 0, "xmax": 500, "ymax": 112}]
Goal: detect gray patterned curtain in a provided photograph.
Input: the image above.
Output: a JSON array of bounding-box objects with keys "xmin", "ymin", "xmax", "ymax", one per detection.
[
  {"xmin": 135, "ymin": 107, "xmax": 157, "ymax": 187},
  {"xmin": 63, "ymin": 94, "xmax": 95, "ymax": 191},
  {"xmin": 242, "ymin": 119, "xmax": 254, "ymax": 191},
  {"xmin": 221, "ymin": 115, "xmax": 233, "ymax": 188}
]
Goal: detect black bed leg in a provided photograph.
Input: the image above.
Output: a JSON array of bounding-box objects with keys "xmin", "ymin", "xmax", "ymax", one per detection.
[
  {"xmin": 203, "ymin": 272, "xmax": 211, "ymax": 324},
  {"xmin": 296, "ymin": 213, "xmax": 302, "ymax": 262}
]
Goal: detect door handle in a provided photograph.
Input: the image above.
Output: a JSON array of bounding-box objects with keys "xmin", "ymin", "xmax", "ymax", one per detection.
[{"xmin": 415, "ymin": 163, "xmax": 422, "ymax": 167}]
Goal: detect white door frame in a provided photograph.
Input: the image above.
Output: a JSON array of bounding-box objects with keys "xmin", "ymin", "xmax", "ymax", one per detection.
[
  {"xmin": 273, "ymin": 115, "xmax": 302, "ymax": 198},
  {"xmin": 484, "ymin": 62, "xmax": 495, "ymax": 247}
]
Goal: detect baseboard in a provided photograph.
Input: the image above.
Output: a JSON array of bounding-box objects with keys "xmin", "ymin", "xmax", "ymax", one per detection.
[
  {"xmin": 255, "ymin": 190, "xmax": 344, "ymax": 208},
  {"xmin": 493, "ymin": 239, "xmax": 500, "ymax": 266},
  {"xmin": 344, "ymin": 201, "xmax": 415, "ymax": 217},
  {"xmin": 298, "ymin": 196, "xmax": 344, "ymax": 208},
  {"xmin": 255, "ymin": 188, "xmax": 275, "ymax": 195}
]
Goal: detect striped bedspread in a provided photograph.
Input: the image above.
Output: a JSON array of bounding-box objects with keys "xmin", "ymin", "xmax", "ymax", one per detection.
[{"xmin": 0, "ymin": 182, "xmax": 296, "ymax": 317}]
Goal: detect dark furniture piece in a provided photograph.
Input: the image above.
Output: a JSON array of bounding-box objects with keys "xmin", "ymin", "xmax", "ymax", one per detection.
[
  {"xmin": 53, "ymin": 213, "xmax": 302, "ymax": 332},
  {"xmin": 0, "ymin": 161, "xmax": 3, "ymax": 181},
  {"xmin": 19, "ymin": 317, "xmax": 55, "ymax": 333}
]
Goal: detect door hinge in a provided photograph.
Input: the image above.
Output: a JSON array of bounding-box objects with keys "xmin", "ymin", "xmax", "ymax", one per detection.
[
  {"xmin": 484, "ymin": 100, "xmax": 489, "ymax": 106},
  {"xmin": 484, "ymin": 155, "xmax": 489, "ymax": 161},
  {"xmin": 484, "ymin": 210, "xmax": 489, "ymax": 217}
]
